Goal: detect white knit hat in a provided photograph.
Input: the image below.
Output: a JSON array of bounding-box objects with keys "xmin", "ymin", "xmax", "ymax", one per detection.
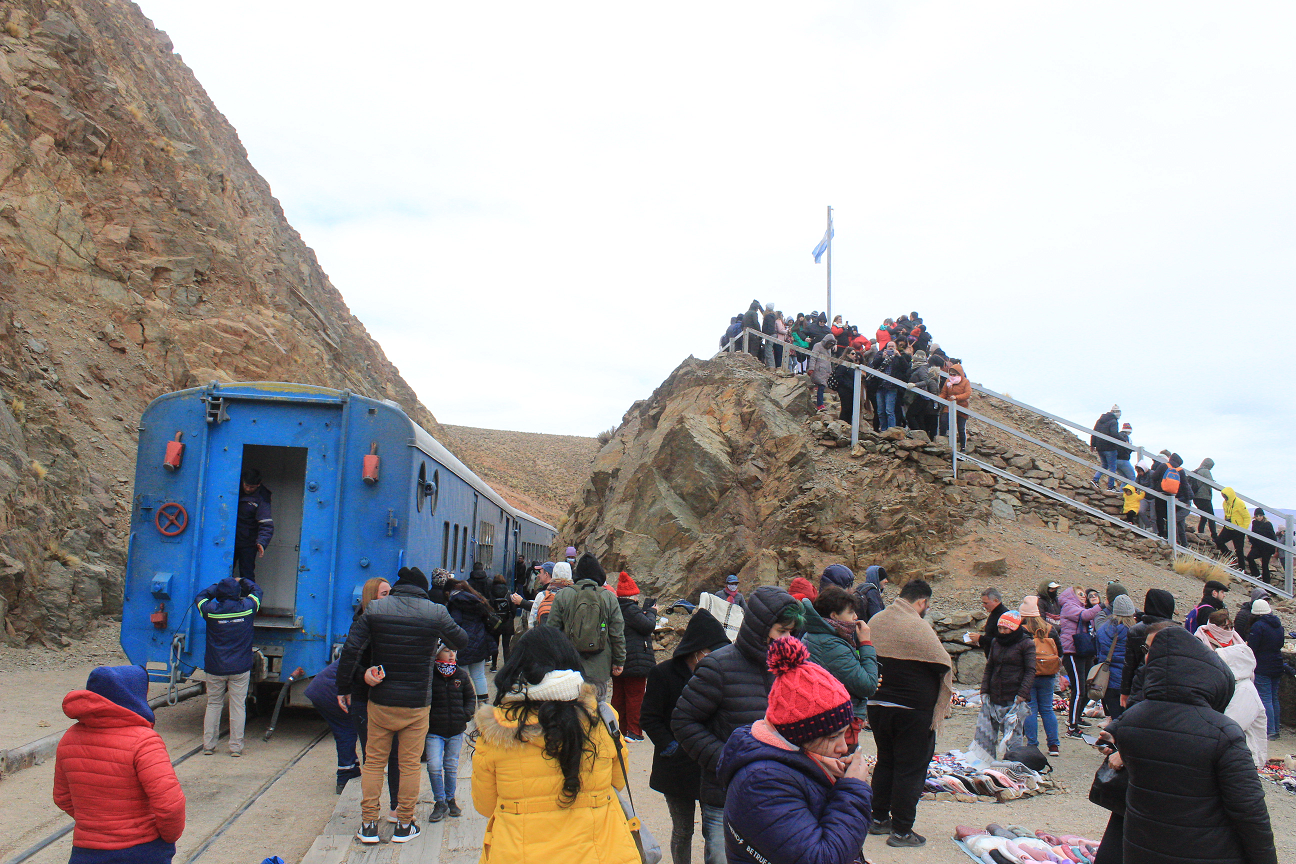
[{"xmin": 1252, "ymin": 599, "xmax": 1272, "ymax": 616}]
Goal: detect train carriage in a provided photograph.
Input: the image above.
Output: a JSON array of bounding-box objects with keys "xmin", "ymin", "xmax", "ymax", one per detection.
[{"xmin": 120, "ymin": 382, "xmax": 556, "ymax": 698}]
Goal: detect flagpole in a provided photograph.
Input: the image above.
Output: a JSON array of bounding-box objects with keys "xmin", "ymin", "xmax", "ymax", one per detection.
[{"xmin": 825, "ymin": 205, "xmax": 833, "ymax": 324}]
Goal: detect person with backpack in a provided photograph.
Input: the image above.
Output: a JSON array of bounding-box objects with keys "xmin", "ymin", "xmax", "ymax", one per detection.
[
  {"xmin": 531, "ymin": 563, "xmax": 573, "ymax": 627},
  {"xmin": 1089, "ymin": 405, "xmax": 1122, "ymax": 490},
  {"xmin": 613, "ymin": 571, "xmax": 657, "ymax": 741},
  {"xmin": 1094, "ymin": 594, "xmax": 1136, "ymax": 721},
  {"xmin": 548, "ymin": 552, "xmax": 626, "ymax": 692},
  {"xmin": 854, "ymin": 565, "xmax": 887, "ymax": 622},
  {"xmin": 1215, "ymin": 487, "xmax": 1252, "ymax": 570},
  {"xmin": 445, "ymin": 579, "xmax": 498, "ymax": 705},
  {"xmin": 1185, "ymin": 581, "xmax": 1229, "ymax": 634},
  {"xmin": 1019, "ymin": 596, "xmax": 1062, "ymax": 757},
  {"xmin": 488, "ymin": 573, "xmax": 516, "ymax": 672},
  {"xmin": 1060, "ymin": 587, "xmax": 1100, "ymax": 739},
  {"xmin": 641, "ymin": 610, "xmax": 731, "ymax": 864},
  {"xmin": 1150, "ymin": 453, "xmax": 1188, "ymax": 539}
]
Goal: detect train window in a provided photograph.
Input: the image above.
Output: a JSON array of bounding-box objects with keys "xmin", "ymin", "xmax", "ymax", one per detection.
[
  {"xmin": 417, "ymin": 463, "xmax": 426, "ymax": 513},
  {"xmin": 452, "ymin": 523, "xmax": 460, "ymax": 571},
  {"xmin": 478, "ymin": 522, "xmax": 494, "ymax": 572},
  {"xmin": 442, "ymin": 522, "xmax": 450, "ymax": 569},
  {"xmin": 428, "ymin": 469, "xmax": 439, "ymax": 512},
  {"xmin": 461, "ymin": 525, "xmax": 469, "ymax": 572}
]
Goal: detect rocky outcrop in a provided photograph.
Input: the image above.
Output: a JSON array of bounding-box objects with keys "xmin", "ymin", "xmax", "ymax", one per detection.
[
  {"xmin": 0, "ymin": 1, "xmax": 440, "ymax": 644},
  {"xmin": 561, "ymin": 353, "xmax": 968, "ymax": 600}
]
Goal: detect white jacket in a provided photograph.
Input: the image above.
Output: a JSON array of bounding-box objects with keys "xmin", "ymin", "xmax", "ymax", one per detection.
[{"xmin": 1217, "ymin": 644, "xmax": 1268, "ymax": 768}]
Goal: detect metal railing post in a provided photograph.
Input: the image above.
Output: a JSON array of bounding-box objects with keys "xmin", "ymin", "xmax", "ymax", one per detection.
[
  {"xmin": 950, "ymin": 403, "xmax": 958, "ymax": 479},
  {"xmin": 850, "ymin": 367, "xmax": 861, "ymax": 449},
  {"xmin": 1167, "ymin": 497, "xmax": 1177, "ymax": 552},
  {"xmin": 1286, "ymin": 512, "xmax": 1294, "ymax": 596},
  {"xmin": 742, "ymin": 330, "xmax": 749, "ymax": 354}
]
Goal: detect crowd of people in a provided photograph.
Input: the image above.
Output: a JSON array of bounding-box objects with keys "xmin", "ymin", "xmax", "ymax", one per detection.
[
  {"xmin": 48, "ymin": 545, "xmax": 1287, "ymax": 864},
  {"xmin": 1088, "ymin": 407, "xmax": 1289, "ymax": 583},
  {"xmin": 720, "ymin": 304, "xmax": 973, "ymax": 448}
]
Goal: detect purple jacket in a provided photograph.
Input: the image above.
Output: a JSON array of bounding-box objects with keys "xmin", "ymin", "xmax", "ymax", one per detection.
[
  {"xmin": 1059, "ymin": 589, "xmax": 1099, "ymax": 654},
  {"xmin": 718, "ymin": 723, "xmax": 872, "ymax": 864}
]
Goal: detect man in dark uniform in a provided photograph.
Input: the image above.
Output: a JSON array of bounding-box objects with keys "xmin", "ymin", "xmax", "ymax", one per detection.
[{"xmin": 235, "ymin": 468, "xmax": 274, "ymax": 579}]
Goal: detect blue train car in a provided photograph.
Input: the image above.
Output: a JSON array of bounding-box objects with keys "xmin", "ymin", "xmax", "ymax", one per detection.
[{"xmin": 121, "ymin": 382, "xmax": 556, "ymax": 694}]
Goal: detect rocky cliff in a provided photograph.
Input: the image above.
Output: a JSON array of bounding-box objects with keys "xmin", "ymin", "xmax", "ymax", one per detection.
[{"xmin": 0, "ymin": 0, "xmax": 441, "ymax": 644}]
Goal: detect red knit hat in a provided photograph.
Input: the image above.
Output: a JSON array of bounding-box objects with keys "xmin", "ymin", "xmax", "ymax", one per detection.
[
  {"xmin": 788, "ymin": 576, "xmax": 818, "ymax": 602},
  {"xmin": 764, "ymin": 637, "xmax": 853, "ymax": 745},
  {"xmin": 616, "ymin": 571, "xmax": 639, "ymax": 597}
]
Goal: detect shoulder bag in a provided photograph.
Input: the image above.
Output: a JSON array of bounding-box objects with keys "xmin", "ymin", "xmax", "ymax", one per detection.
[
  {"xmin": 598, "ymin": 703, "xmax": 663, "ymax": 864},
  {"xmin": 1085, "ymin": 628, "xmax": 1119, "ymax": 702}
]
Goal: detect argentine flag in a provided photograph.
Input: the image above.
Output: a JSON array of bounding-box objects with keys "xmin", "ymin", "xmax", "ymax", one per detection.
[{"xmin": 812, "ymin": 226, "xmax": 834, "ymax": 263}]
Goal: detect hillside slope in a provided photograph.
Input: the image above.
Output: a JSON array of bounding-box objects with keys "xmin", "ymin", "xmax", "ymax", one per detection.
[
  {"xmin": 441, "ymin": 424, "xmax": 600, "ymax": 526},
  {"xmin": 0, "ymin": 0, "xmax": 441, "ymax": 643}
]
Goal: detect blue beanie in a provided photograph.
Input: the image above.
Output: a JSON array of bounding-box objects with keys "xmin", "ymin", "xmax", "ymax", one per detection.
[
  {"xmin": 820, "ymin": 564, "xmax": 855, "ymax": 591},
  {"xmin": 542, "ymin": 562, "xmax": 555, "ymax": 575},
  {"xmin": 86, "ymin": 665, "xmax": 155, "ymax": 723}
]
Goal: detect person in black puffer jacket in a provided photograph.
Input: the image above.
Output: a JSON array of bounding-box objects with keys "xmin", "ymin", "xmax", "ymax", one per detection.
[
  {"xmin": 467, "ymin": 562, "xmax": 491, "ymax": 598},
  {"xmin": 672, "ymin": 586, "xmax": 802, "ymax": 864},
  {"xmin": 642, "ymin": 609, "xmax": 730, "ymax": 864},
  {"xmin": 336, "ymin": 567, "xmax": 467, "ymax": 834},
  {"xmin": 1119, "ymin": 588, "xmax": 1174, "ymax": 705},
  {"xmin": 424, "ymin": 645, "xmax": 476, "ymax": 822},
  {"xmin": 445, "ymin": 580, "xmax": 497, "ymax": 705},
  {"xmin": 613, "ymin": 571, "xmax": 657, "ymax": 740},
  {"xmin": 488, "ymin": 574, "xmax": 516, "ymax": 673},
  {"xmin": 1110, "ymin": 626, "xmax": 1277, "ymax": 864}
]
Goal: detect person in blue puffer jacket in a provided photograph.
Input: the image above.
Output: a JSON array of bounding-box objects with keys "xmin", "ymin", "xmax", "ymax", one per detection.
[
  {"xmin": 1094, "ymin": 594, "xmax": 1136, "ymax": 720},
  {"xmin": 855, "ymin": 566, "xmax": 887, "ymax": 622},
  {"xmin": 1245, "ymin": 598, "xmax": 1285, "ymax": 740},
  {"xmin": 718, "ymin": 637, "xmax": 873, "ymax": 864}
]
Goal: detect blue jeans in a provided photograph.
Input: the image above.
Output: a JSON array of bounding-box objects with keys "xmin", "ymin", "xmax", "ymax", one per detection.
[
  {"xmin": 1092, "ymin": 450, "xmax": 1118, "ymax": 488},
  {"xmin": 879, "ymin": 389, "xmax": 898, "ymax": 431},
  {"xmin": 1115, "ymin": 460, "xmax": 1136, "ymax": 482},
  {"xmin": 815, "ymin": 383, "xmax": 826, "ymax": 408},
  {"xmin": 1257, "ymin": 674, "xmax": 1281, "ymax": 738},
  {"xmin": 425, "ymin": 732, "xmax": 463, "ymax": 802},
  {"xmin": 1026, "ymin": 674, "xmax": 1059, "ymax": 748},
  {"xmin": 700, "ymin": 802, "xmax": 725, "ymax": 864},
  {"xmin": 464, "ymin": 660, "xmax": 488, "ymax": 702}
]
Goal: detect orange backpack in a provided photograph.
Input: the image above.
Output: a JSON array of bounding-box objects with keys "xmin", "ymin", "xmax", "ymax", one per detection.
[{"xmin": 1033, "ymin": 628, "xmax": 1061, "ymax": 676}]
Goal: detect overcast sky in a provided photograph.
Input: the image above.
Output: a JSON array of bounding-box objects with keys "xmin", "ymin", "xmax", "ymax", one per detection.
[{"xmin": 137, "ymin": 1, "xmax": 1295, "ymax": 509}]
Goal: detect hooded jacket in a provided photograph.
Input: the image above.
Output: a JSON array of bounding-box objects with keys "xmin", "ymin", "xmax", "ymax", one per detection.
[
  {"xmin": 1120, "ymin": 589, "xmax": 1175, "ymax": 696},
  {"xmin": 336, "ymin": 582, "xmax": 468, "ymax": 708},
  {"xmin": 1192, "ymin": 458, "xmax": 1216, "ymax": 503},
  {"xmin": 799, "ymin": 599, "xmax": 878, "ymax": 719},
  {"xmin": 981, "ymin": 629, "xmax": 1035, "ymax": 706},
  {"xmin": 195, "ymin": 576, "xmax": 262, "ymax": 675},
  {"xmin": 1218, "ymin": 644, "xmax": 1268, "ymax": 768},
  {"xmin": 467, "ymin": 563, "xmax": 491, "ymax": 599},
  {"xmin": 672, "ymin": 586, "xmax": 797, "ymax": 807},
  {"xmin": 854, "ymin": 566, "xmax": 886, "ymax": 622},
  {"xmin": 1111, "ymin": 628, "xmax": 1276, "ymax": 864},
  {"xmin": 1059, "ymin": 588, "xmax": 1100, "ymax": 655},
  {"xmin": 54, "ymin": 666, "xmax": 186, "ymax": 852},
  {"xmin": 717, "ymin": 723, "xmax": 872, "ymax": 864},
  {"xmin": 1220, "ymin": 487, "xmax": 1251, "ymax": 531},
  {"xmin": 809, "ymin": 337, "xmax": 836, "ymax": 386},
  {"xmin": 818, "ymin": 564, "xmax": 854, "ymax": 593},
  {"xmin": 1248, "ymin": 517, "xmax": 1277, "ymax": 555},
  {"xmin": 1035, "ymin": 580, "xmax": 1062, "ymax": 622},
  {"xmin": 471, "ymin": 684, "xmax": 638, "ymax": 864},
  {"xmin": 1121, "ymin": 484, "xmax": 1145, "ymax": 514},
  {"xmin": 1245, "ymin": 613, "xmax": 1285, "ymax": 679},
  {"xmin": 939, "ymin": 363, "xmax": 971, "ymax": 413},
  {"xmin": 548, "ymin": 554, "xmax": 626, "ymax": 683},
  {"xmin": 641, "ymin": 609, "xmax": 730, "ymax": 799},
  {"xmin": 428, "ymin": 664, "xmax": 476, "ymax": 737},
  {"xmin": 617, "ymin": 596, "xmax": 657, "ymax": 678}
]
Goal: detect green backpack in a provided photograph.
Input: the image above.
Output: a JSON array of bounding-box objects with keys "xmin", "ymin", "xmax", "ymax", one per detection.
[{"xmin": 567, "ymin": 583, "xmax": 609, "ymax": 654}]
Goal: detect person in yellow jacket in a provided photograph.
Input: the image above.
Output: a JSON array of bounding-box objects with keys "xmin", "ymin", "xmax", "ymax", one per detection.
[
  {"xmin": 1121, "ymin": 484, "xmax": 1145, "ymax": 525},
  {"xmin": 473, "ymin": 627, "xmax": 638, "ymax": 864},
  {"xmin": 1215, "ymin": 487, "xmax": 1252, "ymax": 570}
]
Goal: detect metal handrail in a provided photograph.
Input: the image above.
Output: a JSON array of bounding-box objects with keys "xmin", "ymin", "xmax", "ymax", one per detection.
[{"xmin": 714, "ymin": 326, "xmax": 1294, "ymax": 594}]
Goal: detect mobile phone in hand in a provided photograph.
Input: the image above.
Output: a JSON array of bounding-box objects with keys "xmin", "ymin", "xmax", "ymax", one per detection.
[{"xmin": 643, "ymin": 597, "xmax": 657, "ymax": 609}]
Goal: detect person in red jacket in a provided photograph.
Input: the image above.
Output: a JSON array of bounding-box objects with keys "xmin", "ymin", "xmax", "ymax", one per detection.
[{"xmin": 54, "ymin": 665, "xmax": 186, "ymax": 863}]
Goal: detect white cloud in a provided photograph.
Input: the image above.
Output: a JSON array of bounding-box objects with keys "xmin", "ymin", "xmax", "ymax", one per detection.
[{"xmin": 138, "ymin": 0, "xmax": 1295, "ymax": 507}]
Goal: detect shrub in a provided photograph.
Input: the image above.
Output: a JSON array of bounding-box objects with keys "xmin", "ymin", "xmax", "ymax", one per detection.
[{"xmin": 1172, "ymin": 552, "xmax": 1232, "ymax": 585}]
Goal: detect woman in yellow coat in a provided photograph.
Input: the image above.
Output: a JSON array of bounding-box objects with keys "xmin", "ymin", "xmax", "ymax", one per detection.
[{"xmin": 473, "ymin": 626, "xmax": 639, "ymax": 864}]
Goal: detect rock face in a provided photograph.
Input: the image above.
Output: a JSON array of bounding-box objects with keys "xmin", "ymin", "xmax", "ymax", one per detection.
[
  {"xmin": 0, "ymin": 1, "xmax": 439, "ymax": 644},
  {"xmin": 561, "ymin": 353, "xmax": 968, "ymax": 600}
]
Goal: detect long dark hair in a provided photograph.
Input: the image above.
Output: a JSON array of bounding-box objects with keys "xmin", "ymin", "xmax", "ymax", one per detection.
[
  {"xmin": 492, "ymin": 627, "xmax": 596, "ymax": 805},
  {"xmin": 447, "ymin": 578, "xmax": 488, "ymax": 604}
]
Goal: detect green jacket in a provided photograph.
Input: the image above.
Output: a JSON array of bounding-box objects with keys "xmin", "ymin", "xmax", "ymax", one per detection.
[
  {"xmin": 548, "ymin": 580, "xmax": 627, "ymax": 684},
  {"xmin": 800, "ymin": 599, "xmax": 879, "ymax": 719}
]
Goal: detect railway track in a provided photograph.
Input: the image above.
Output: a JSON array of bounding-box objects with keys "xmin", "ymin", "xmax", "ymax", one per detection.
[{"xmin": 1, "ymin": 707, "xmax": 331, "ymax": 864}]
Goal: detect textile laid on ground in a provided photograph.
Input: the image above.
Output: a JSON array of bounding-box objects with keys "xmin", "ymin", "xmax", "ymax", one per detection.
[
  {"xmin": 952, "ymin": 823, "xmax": 1101, "ymax": 864},
  {"xmin": 921, "ymin": 751, "xmax": 1064, "ymax": 804},
  {"xmin": 969, "ymin": 701, "xmax": 1029, "ymax": 764},
  {"xmin": 1260, "ymin": 759, "xmax": 1296, "ymax": 794}
]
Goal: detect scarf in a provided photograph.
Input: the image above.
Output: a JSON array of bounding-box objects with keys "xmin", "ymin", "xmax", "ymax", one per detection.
[
  {"xmin": 751, "ymin": 719, "xmax": 842, "ymax": 782},
  {"xmin": 436, "ymin": 661, "xmax": 458, "ymax": 677},
  {"xmin": 868, "ymin": 598, "xmax": 955, "ymax": 733},
  {"xmin": 501, "ymin": 668, "xmax": 585, "ymax": 703},
  {"xmin": 829, "ymin": 617, "xmax": 860, "ymax": 647},
  {"xmin": 995, "ymin": 628, "xmax": 1026, "ymax": 648},
  {"xmin": 1196, "ymin": 624, "xmax": 1238, "ymax": 649},
  {"xmin": 725, "ymin": 587, "xmax": 740, "ymax": 603}
]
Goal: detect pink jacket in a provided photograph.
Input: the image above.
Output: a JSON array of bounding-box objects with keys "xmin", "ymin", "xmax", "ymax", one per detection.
[{"xmin": 1059, "ymin": 589, "xmax": 1100, "ymax": 654}]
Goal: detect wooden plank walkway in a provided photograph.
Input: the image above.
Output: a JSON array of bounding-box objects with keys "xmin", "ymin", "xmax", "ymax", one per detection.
[{"xmin": 300, "ymin": 740, "xmax": 485, "ymax": 864}]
